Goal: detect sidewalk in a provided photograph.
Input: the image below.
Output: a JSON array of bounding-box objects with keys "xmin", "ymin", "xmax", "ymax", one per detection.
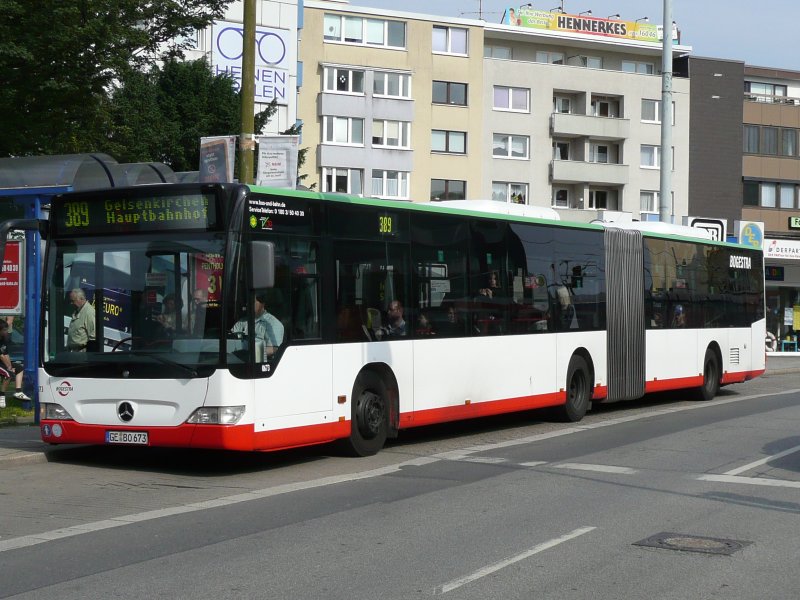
[{"xmin": 2, "ymin": 356, "xmax": 799, "ymax": 468}]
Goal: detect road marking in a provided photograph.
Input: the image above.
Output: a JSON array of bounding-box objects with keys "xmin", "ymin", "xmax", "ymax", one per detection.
[
  {"xmin": 459, "ymin": 457, "xmax": 508, "ymax": 464},
  {"xmin": 697, "ymin": 474, "xmax": 800, "ymax": 489},
  {"xmin": 554, "ymin": 462, "xmax": 638, "ymax": 475},
  {"xmin": 723, "ymin": 443, "xmax": 800, "ymax": 476},
  {"xmin": 519, "ymin": 461, "xmax": 548, "ymax": 467},
  {"xmin": 0, "ymin": 456, "xmax": 440, "ymax": 553},
  {"xmin": 2, "ymin": 388, "xmax": 796, "ymax": 553},
  {"xmin": 436, "ymin": 526, "xmax": 596, "ymax": 594}
]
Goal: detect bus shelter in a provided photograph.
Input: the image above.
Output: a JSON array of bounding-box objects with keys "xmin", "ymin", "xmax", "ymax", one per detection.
[{"xmin": 0, "ymin": 154, "xmax": 177, "ymax": 414}]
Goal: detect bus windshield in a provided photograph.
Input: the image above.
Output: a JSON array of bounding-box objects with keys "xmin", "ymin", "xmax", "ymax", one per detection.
[{"xmin": 43, "ymin": 234, "xmax": 226, "ymax": 377}]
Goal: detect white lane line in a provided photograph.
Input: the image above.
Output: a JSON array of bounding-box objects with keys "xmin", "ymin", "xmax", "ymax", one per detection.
[
  {"xmin": 460, "ymin": 457, "xmax": 508, "ymax": 464},
  {"xmin": 0, "ymin": 455, "xmax": 439, "ymax": 553},
  {"xmin": 2, "ymin": 387, "xmax": 793, "ymax": 554},
  {"xmin": 723, "ymin": 443, "xmax": 800, "ymax": 476},
  {"xmin": 554, "ymin": 462, "xmax": 638, "ymax": 475},
  {"xmin": 697, "ymin": 474, "xmax": 800, "ymax": 489},
  {"xmin": 519, "ymin": 461, "xmax": 548, "ymax": 468},
  {"xmin": 436, "ymin": 526, "xmax": 596, "ymax": 595}
]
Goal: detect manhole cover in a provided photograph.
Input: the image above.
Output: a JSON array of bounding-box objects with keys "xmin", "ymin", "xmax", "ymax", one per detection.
[{"xmin": 633, "ymin": 532, "xmax": 752, "ymax": 555}]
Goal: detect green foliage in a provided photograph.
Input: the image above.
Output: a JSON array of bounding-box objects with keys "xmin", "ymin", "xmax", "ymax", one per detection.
[
  {"xmin": 0, "ymin": 0, "xmax": 231, "ymax": 157},
  {"xmin": 106, "ymin": 59, "xmax": 276, "ymax": 172}
]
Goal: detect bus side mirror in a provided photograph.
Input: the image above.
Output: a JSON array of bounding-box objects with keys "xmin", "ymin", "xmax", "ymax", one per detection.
[{"xmin": 251, "ymin": 241, "xmax": 275, "ymax": 289}]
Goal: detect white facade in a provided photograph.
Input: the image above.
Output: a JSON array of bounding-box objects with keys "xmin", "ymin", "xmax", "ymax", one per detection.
[{"xmin": 186, "ymin": 0, "xmax": 300, "ymax": 133}]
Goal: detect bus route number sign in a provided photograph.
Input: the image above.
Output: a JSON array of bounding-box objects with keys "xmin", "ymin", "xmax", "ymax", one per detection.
[{"xmin": 378, "ymin": 213, "xmax": 396, "ymax": 237}]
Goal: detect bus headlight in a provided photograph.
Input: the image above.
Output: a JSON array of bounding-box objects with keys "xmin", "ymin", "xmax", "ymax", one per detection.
[
  {"xmin": 187, "ymin": 406, "xmax": 245, "ymax": 425},
  {"xmin": 40, "ymin": 403, "xmax": 74, "ymax": 420}
]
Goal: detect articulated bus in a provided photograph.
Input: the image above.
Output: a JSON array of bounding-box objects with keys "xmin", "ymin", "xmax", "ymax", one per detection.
[{"xmin": 3, "ymin": 183, "xmax": 765, "ymax": 456}]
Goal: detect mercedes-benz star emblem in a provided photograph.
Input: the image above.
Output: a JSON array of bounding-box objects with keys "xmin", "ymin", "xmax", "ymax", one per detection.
[{"xmin": 118, "ymin": 402, "xmax": 135, "ymax": 423}]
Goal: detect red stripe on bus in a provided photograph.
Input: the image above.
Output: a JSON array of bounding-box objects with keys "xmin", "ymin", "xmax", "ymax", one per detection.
[{"xmin": 401, "ymin": 391, "xmax": 566, "ymax": 428}]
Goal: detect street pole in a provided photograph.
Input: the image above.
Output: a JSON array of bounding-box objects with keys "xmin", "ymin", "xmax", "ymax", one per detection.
[
  {"xmin": 658, "ymin": 0, "xmax": 673, "ymax": 223},
  {"xmin": 238, "ymin": 0, "xmax": 256, "ymax": 185}
]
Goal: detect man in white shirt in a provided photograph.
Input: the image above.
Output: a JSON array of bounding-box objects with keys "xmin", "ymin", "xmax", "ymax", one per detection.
[{"xmin": 231, "ymin": 293, "xmax": 284, "ymax": 358}]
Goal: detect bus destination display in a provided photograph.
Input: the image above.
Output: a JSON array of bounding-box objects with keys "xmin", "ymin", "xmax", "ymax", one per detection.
[{"xmin": 55, "ymin": 193, "xmax": 218, "ymax": 235}]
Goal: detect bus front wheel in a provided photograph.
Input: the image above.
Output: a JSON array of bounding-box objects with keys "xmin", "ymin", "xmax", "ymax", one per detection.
[
  {"xmin": 696, "ymin": 349, "xmax": 720, "ymax": 401},
  {"xmin": 344, "ymin": 371, "xmax": 388, "ymax": 457},
  {"xmin": 559, "ymin": 355, "xmax": 591, "ymax": 422}
]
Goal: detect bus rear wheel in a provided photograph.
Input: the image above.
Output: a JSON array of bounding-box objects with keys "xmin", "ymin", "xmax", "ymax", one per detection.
[
  {"xmin": 696, "ymin": 349, "xmax": 720, "ymax": 401},
  {"xmin": 559, "ymin": 355, "xmax": 591, "ymax": 422},
  {"xmin": 344, "ymin": 371, "xmax": 388, "ymax": 457}
]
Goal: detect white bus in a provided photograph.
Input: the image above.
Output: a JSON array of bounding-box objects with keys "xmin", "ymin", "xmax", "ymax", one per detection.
[{"xmin": 12, "ymin": 183, "xmax": 765, "ymax": 455}]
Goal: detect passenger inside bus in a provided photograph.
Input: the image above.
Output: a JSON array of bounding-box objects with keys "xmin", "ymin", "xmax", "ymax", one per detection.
[
  {"xmin": 157, "ymin": 293, "xmax": 182, "ymax": 334},
  {"xmin": 377, "ymin": 300, "xmax": 407, "ymax": 339},
  {"xmin": 671, "ymin": 304, "xmax": 687, "ymax": 328},
  {"xmin": 415, "ymin": 312, "xmax": 435, "ymax": 336}
]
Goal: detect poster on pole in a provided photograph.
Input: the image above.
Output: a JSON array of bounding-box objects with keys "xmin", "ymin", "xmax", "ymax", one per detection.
[
  {"xmin": 199, "ymin": 135, "xmax": 237, "ymax": 183},
  {"xmin": 255, "ymin": 135, "xmax": 298, "ymax": 189},
  {"xmin": 0, "ymin": 236, "xmax": 24, "ymax": 315}
]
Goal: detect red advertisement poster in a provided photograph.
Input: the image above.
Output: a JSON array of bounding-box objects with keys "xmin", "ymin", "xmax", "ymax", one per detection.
[
  {"xmin": 0, "ymin": 241, "xmax": 22, "ymax": 312},
  {"xmin": 193, "ymin": 253, "xmax": 224, "ymax": 306}
]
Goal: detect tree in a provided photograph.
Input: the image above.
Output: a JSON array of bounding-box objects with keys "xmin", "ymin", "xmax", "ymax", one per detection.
[
  {"xmin": 106, "ymin": 58, "xmax": 274, "ymax": 172},
  {"xmin": 0, "ymin": 0, "xmax": 231, "ymax": 157}
]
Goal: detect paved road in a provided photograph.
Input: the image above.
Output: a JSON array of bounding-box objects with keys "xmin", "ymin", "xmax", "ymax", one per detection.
[{"xmin": 1, "ymin": 372, "xmax": 799, "ymax": 599}]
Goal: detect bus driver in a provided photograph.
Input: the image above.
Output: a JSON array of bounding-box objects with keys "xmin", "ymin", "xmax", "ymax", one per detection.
[{"xmin": 231, "ymin": 292, "xmax": 284, "ymax": 358}]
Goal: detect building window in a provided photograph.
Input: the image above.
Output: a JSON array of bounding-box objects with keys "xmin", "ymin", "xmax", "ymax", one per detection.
[
  {"xmin": 431, "ymin": 179, "xmax": 466, "ymax": 201},
  {"xmin": 640, "ymin": 191, "xmax": 658, "ymax": 214},
  {"xmin": 432, "ymin": 130, "xmax": 466, "ymax": 154},
  {"xmin": 743, "ymin": 181, "xmax": 759, "ymax": 206},
  {"xmin": 641, "ymin": 145, "xmax": 660, "ymax": 168},
  {"xmin": 552, "ymin": 189, "xmax": 569, "ymax": 208},
  {"xmin": 553, "ymin": 140, "xmax": 570, "ymax": 160},
  {"xmin": 372, "ymin": 120, "xmax": 411, "ymax": 148},
  {"xmin": 322, "ymin": 167, "xmax": 363, "ymax": 195},
  {"xmin": 553, "ymin": 96, "xmax": 571, "ymax": 113},
  {"xmin": 432, "ymin": 81, "xmax": 467, "ymax": 106},
  {"xmin": 743, "ymin": 125, "xmax": 760, "ymax": 154},
  {"xmin": 762, "ymin": 127, "xmax": 779, "ymax": 155},
  {"xmin": 371, "ymin": 170, "xmax": 409, "ymax": 199},
  {"xmin": 590, "ymin": 144, "xmax": 609, "ymax": 164},
  {"xmin": 484, "ymin": 45, "xmax": 511, "ymax": 59},
  {"xmin": 324, "ymin": 66, "xmax": 366, "ymax": 94},
  {"xmin": 324, "ymin": 14, "xmax": 406, "ymax": 48},
  {"xmin": 640, "ymin": 191, "xmax": 673, "ymax": 215},
  {"xmin": 493, "ymin": 86, "xmax": 529, "ymax": 112},
  {"xmin": 373, "ymin": 71, "xmax": 411, "ymax": 98},
  {"xmin": 745, "ymin": 81, "xmax": 788, "ymax": 102},
  {"xmin": 641, "ymin": 99, "xmax": 675, "ymax": 124},
  {"xmin": 589, "ymin": 190, "xmax": 617, "ymax": 210},
  {"xmin": 323, "ymin": 116, "xmax": 364, "ymax": 145},
  {"xmin": 492, "ymin": 134, "xmax": 529, "ymax": 159},
  {"xmin": 591, "ymin": 97, "xmax": 620, "ymax": 118},
  {"xmin": 492, "ymin": 182, "xmax": 528, "ymax": 204},
  {"xmin": 432, "ymin": 25, "xmax": 467, "ymax": 54},
  {"xmin": 535, "ymin": 50, "xmax": 564, "ymax": 64},
  {"xmin": 782, "ymin": 129, "xmax": 797, "ymax": 157},
  {"xmin": 571, "ymin": 55, "xmax": 601, "ymax": 68},
  {"xmin": 761, "ymin": 183, "xmax": 777, "ymax": 208},
  {"xmin": 780, "ymin": 184, "xmax": 795, "ymax": 209},
  {"xmin": 622, "ymin": 60, "xmax": 654, "ymax": 74}
]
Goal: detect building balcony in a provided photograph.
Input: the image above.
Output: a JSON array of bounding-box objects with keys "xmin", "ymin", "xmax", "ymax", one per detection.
[
  {"xmin": 551, "ymin": 113, "xmax": 630, "ymax": 140},
  {"xmin": 550, "ymin": 160, "xmax": 629, "ymax": 185}
]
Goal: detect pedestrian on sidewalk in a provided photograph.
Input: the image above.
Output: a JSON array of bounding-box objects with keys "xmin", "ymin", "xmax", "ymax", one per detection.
[{"xmin": 0, "ymin": 320, "xmax": 31, "ymax": 407}]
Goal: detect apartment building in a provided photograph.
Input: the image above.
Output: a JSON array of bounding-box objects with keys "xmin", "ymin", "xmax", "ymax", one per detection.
[
  {"xmin": 300, "ymin": 1, "xmax": 692, "ymax": 223},
  {"xmin": 740, "ymin": 66, "xmax": 800, "ymax": 346}
]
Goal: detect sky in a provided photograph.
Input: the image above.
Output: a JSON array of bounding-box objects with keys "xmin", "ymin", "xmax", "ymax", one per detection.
[{"xmin": 348, "ymin": 0, "xmax": 798, "ymax": 71}]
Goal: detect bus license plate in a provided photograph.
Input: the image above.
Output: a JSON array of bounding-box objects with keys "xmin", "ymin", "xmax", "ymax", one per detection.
[{"xmin": 106, "ymin": 431, "xmax": 149, "ymax": 445}]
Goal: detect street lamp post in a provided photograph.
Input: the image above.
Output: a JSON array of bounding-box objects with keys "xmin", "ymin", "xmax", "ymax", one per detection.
[
  {"xmin": 659, "ymin": 0, "xmax": 673, "ymax": 223},
  {"xmin": 238, "ymin": 0, "xmax": 256, "ymax": 185}
]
